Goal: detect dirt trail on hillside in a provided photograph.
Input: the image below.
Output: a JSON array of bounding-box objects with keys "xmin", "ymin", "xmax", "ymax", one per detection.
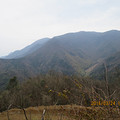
[{"xmin": 85, "ymin": 63, "xmax": 99, "ymax": 74}]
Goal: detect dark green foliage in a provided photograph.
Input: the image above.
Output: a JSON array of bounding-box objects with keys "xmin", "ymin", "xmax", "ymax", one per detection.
[{"xmin": 7, "ymin": 76, "xmax": 18, "ymax": 90}]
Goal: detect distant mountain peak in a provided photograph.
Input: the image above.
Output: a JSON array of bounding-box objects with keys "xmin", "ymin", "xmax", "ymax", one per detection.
[{"xmin": 2, "ymin": 38, "xmax": 50, "ymax": 59}]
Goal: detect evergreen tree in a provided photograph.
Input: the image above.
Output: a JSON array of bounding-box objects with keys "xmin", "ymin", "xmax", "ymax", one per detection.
[{"xmin": 7, "ymin": 76, "xmax": 18, "ymax": 90}]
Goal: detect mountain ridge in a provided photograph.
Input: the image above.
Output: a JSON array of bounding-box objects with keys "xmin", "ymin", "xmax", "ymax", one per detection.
[
  {"xmin": 2, "ymin": 38, "xmax": 50, "ymax": 59},
  {"xmin": 0, "ymin": 30, "xmax": 120, "ymax": 88}
]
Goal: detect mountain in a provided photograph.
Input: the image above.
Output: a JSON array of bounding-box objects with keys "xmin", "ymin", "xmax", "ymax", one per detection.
[
  {"xmin": 90, "ymin": 51, "xmax": 120, "ymax": 80},
  {"xmin": 0, "ymin": 30, "xmax": 120, "ymax": 88},
  {"xmin": 3, "ymin": 38, "xmax": 50, "ymax": 59}
]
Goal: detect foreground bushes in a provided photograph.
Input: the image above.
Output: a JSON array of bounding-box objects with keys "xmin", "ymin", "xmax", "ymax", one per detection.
[{"xmin": 0, "ymin": 71, "xmax": 120, "ymax": 112}]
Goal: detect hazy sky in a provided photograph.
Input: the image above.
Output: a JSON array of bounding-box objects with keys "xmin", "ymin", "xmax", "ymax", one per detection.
[{"xmin": 0, "ymin": 0, "xmax": 120, "ymax": 56}]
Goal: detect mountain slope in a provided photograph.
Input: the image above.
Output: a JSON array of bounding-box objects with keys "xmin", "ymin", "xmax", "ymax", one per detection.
[
  {"xmin": 3, "ymin": 38, "xmax": 49, "ymax": 59},
  {"xmin": 0, "ymin": 30, "xmax": 120, "ymax": 88},
  {"xmin": 24, "ymin": 37, "xmax": 91, "ymax": 74},
  {"xmin": 0, "ymin": 40, "xmax": 90, "ymax": 88},
  {"xmin": 90, "ymin": 51, "xmax": 120, "ymax": 80}
]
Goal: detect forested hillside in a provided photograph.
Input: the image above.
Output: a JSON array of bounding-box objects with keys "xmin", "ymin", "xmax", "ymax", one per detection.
[{"xmin": 0, "ymin": 30, "xmax": 120, "ymax": 88}]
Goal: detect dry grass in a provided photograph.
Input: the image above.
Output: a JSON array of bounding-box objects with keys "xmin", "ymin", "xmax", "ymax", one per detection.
[{"xmin": 0, "ymin": 105, "xmax": 120, "ymax": 120}]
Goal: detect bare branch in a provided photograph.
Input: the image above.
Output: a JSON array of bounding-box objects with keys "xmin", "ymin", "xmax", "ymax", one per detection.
[
  {"xmin": 93, "ymin": 86, "xmax": 106, "ymax": 100},
  {"xmin": 7, "ymin": 104, "xmax": 12, "ymax": 120}
]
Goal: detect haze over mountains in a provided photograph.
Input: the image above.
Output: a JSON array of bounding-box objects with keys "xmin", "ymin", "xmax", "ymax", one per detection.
[
  {"xmin": 3, "ymin": 38, "xmax": 50, "ymax": 59},
  {"xmin": 0, "ymin": 30, "xmax": 120, "ymax": 88}
]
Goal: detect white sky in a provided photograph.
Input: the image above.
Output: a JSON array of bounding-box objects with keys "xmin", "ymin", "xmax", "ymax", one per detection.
[{"xmin": 0, "ymin": 0, "xmax": 120, "ymax": 56}]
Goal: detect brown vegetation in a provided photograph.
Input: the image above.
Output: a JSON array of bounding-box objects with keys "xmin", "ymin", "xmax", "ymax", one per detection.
[
  {"xmin": 0, "ymin": 69, "xmax": 120, "ymax": 119},
  {"xmin": 1, "ymin": 105, "xmax": 120, "ymax": 120}
]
